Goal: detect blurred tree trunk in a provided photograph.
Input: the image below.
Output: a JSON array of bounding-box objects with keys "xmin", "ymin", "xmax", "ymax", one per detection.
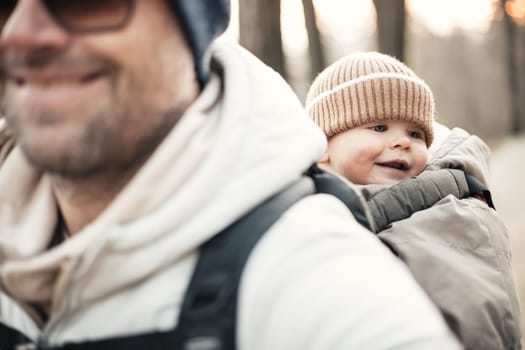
[
  {"xmin": 239, "ymin": 0, "xmax": 286, "ymax": 78},
  {"xmin": 372, "ymin": 0, "xmax": 406, "ymax": 61},
  {"xmin": 502, "ymin": 0, "xmax": 525, "ymax": 134},
  {"xmin": 302, "ymin": 0, "xmax": 325, "ymax": 79}
]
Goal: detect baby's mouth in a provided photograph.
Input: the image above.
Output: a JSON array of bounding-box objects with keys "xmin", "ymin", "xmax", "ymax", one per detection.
[{"xmin": 376, "ymin": 160, "xmax": 409, "ymax": 171}]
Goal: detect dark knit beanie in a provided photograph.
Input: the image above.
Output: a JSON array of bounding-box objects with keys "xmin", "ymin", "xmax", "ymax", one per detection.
[{"xmin": 169, "ymin": 0, "xmax": 231, "ymax": 88}]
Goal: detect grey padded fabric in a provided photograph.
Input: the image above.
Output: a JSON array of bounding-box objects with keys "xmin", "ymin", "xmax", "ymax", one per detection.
[{"xmin": 363, "ymin": 169, "xmax": 469, "ymax": 233}]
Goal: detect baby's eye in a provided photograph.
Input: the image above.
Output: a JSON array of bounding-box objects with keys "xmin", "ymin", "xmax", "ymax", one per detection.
[
  {"xmin": 409, "ymin": 130, "xmax": 423, "ymax": 139},
  {"xmin": 370, "ymin": 125, "xmax": 387, "ymax": 132}
]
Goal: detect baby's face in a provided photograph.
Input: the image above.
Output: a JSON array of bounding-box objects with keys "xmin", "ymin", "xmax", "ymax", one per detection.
[{"xmin": 323, "ymin": 120, "xmax": 428, "ymax": 185}]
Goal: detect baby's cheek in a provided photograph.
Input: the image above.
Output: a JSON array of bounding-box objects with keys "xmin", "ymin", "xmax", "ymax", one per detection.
[{"xmin": 359, "ymin": 144, "xmax": 384, "ymax": 162}]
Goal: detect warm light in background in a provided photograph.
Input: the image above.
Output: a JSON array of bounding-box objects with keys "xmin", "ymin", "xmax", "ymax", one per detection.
[
  {"xmin": 281, "ymin": 0, "xmax": 308, "ymax": 53},
  {"xmin": 505, "ymin": 0, "xmax": 525, "ymax": 24},
  {"xmin": 406, "ymin": 0, "xmax": 497, "ymax": 35},
  {"xmin": 223, "ymin": 0, "xmax": 375, "ymax": 46},
  {"xmin": 225, "ymin": 0, "xmax": 503, "ymax": 49},
  {"xmin": 312, "ymin": 0, "xmax": 375, "ymax": 36}
]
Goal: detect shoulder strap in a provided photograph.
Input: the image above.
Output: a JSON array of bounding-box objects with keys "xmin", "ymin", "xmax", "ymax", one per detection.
[
  {"xmin": 0, "ymin": 322, "xmax": 34, "ymax": 350},
  {"xmin": 175, "ymin": 176, "xmax": 315, "ymax": 350},
  {"xmin": 465, "ymin": 173, "xmax": 495, "ymax": 209},
  {"xmin": 305, "ymin": 165, "xmax": 373, "ymax": 231},
  {"xmin": 0, "ymin": 320, "xmax": 181, "ymax": 349}
]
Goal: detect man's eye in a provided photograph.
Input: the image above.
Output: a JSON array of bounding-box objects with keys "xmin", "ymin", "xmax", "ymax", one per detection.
[{"xmin": 371, "ymin": 125, "xmax": 387, "ymax": 132}]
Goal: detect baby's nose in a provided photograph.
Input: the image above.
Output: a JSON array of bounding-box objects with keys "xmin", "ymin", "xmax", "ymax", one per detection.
[{"xmin": 390, "ymin": 134, "xmax": 411, "ymax": 150}]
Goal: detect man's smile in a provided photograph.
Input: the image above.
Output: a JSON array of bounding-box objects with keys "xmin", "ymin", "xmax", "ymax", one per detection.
[
  {"xmin": 5, "ymin": 67, "xmax": 109, "ymax": 111},
  {"xmin": 9, "ymin": 68, "xmax": 105, "ymax": 86}
]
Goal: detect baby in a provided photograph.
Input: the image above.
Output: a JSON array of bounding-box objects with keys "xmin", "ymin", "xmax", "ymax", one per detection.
[
  {"xmin": 305, "ymin": 51, "xmax": 434, "ymax": 185},
  {"xmin": 304, "ymin": 51, "xmax": 522, "ymax": 350}
]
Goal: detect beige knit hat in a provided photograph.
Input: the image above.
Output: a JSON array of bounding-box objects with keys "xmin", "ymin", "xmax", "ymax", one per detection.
[{"xmin": 305, "ymin": 52, "xmax": 435, "ymax": 146}]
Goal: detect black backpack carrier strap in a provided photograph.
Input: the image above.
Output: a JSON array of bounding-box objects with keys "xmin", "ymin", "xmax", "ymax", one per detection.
[
  {"xmin": 0, "ymin": 319, "xmax": 182, "ymax": 349},
  {"xmin": 306, "ymin": 164, "xmax": 373, "ymax": 231},
  {"xmin": 176, "ymin": 177, "xmax": 315, "ymax": 350},
  {"xmin": 0, "ymin": 322, "xmax": 34, "ymax": 350},
  {"xmin": 465, "ymin": 173, "xmax": 495, "ymax": 209},
  {"xmin": 0, "ymin": 178, "xmax": 314, "ymax": 350},
  {"xmin": 51, "ymin": 330, "xmax": 179, "ymax": 350}
]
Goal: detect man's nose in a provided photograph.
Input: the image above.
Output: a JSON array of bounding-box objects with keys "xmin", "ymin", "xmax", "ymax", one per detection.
[{"xmin": 1, "ymin": 0, "xmax": 68, "ymax": 54}]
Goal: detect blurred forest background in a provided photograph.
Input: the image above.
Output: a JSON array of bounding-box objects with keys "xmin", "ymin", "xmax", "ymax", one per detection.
[{"xmin": 223, "ymin": 0, "xmax": 525, "ymax": 339}]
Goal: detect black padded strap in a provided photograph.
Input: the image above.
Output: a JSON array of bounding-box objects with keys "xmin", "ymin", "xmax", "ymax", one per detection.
[
  {"xmin": 176, "ymin": 177, "xmax": 314, "ymax": 350},
  {"xmin": 51, "ymin": 331, "xmax": 179, "ymax": 350},
  {"xmin": 0, "ymin": 322, "xmax": 33, "ymax": 349},
  {"xmin": 306, "ymin": 165, "xmax": 373, "ymax": 231},
  {"xmin": 465, "ymin": 174, "xmax": 495, "ymax": 209},
  {"xmin": 0, "ymin": 322, "xmax": 180, "ymax": 350}
]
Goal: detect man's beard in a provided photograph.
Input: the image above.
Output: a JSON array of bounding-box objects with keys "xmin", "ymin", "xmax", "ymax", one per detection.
[{"xmin": 4, "ymin": 100, "xmax": 182, "ymax": 179}]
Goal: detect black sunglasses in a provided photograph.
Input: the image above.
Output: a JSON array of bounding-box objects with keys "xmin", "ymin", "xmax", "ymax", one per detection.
[{"xmin": 0, "ymin": 0, "xmax": 136, "ymax": 33}]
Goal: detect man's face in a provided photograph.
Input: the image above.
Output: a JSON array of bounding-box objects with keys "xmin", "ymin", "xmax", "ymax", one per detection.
[
  {"xmin": 322, "ymin": 120, "xmax": 428, "ymax": 185},
  {"xmin": 0, "ymin": 0, "xmax": 198, "ymax": 177}
]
